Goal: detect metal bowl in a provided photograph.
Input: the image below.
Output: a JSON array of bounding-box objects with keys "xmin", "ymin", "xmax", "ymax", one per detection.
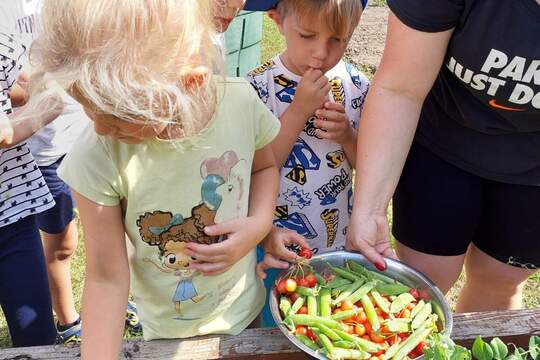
[{"xmin": 269, "ymin": 251, "xmax": 453, "ymax": 360}]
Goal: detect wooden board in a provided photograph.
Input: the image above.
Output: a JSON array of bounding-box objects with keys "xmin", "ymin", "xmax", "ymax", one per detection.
[{"xmin": 0, "ymin": 309, "xmax": 538, "ymax": 360}]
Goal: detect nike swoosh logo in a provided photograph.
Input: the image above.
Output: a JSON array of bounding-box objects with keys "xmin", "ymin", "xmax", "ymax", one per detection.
[{"xmin": 489, "ymin": 99, "xmax": 525, "ymax": 112}]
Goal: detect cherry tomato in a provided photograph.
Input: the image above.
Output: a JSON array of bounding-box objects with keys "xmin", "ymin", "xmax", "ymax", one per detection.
[
  {"xmin": 289, "ymin": 292, "xmax": 300, "ymax": 303},
  {"xmin": 276, "ymin": 279, "xmax": 287, "ymax": 294},
  {"xmin": 408, "ymin": 288, "xmax": 420, "ymax": 300},
  {"xmin": 306, "ymin": 328, "xmax": 317, "ymax": 341},
  {"xmin": 406, "ymin": 302, "xmax": 416, "ymax": 311},
  {"xmin": 354, "ymin": 324, "xmax": 366, "ymax": 336},
  {"xmin": 364, "ymin": 322, "xmax": 372, "ymax": 334},
  {"xmin": 355, "ymin": 310, "xmax": 368, "ymax": 323},
  {"xmin": 415, "ymin": 340, "xmax": 428, "ymax": 354},
  {"xmin": 341, "ymin": 299, "xmax": 354, "ymax": 311},
  {"xmin": 333, "ymin": 308, "xmax": 343, "ymax": 315},
  {"xmin": 388, "ymin": 335, "xmax": 399, "ymax": 346},
  {"xmin": 304, "ymin": 273, "xmax": 318, "ymax": 288},
  {"xmin": 298, "ymin": 306, "xmax": 308, "ymax": 315},
  {"xmin": 362, "ymin": 335, "xmax": 371, "ymax": 341},
  {"xmin": 397, "ymin": 332, "xmax": 409, "ymax": 340},
  {"xmin": 298, "ymin": 247, "xmax": 313, "ymax": 259},
  {"xmin": 370, "ymin": 331, "xmax": 386, "ymax": 343},
  {"xmin": 409, "ymin": 350, "xmax": 422, "ymax": 359},
  {"xmin": 295, "ymin": 325, "xmax": 307, "ymax": 336},
  {"xmin": 285, "ymin": 278, "xmax": 297, "ymax": 293},
  {"xmin": 297, "ymin": 277, "xmax": 310, "ymax": 288},
  {"xmin": 342, "ymin": 324, "xmax": 354, "ymax": 334}
]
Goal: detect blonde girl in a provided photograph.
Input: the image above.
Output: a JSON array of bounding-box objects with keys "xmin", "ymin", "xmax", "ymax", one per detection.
[{"xmin": 24, "ymin": 0, "xmax": 280, "ymax": 358}]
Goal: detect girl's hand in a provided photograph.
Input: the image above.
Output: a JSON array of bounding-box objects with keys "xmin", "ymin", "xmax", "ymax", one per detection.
[
  {"xmin": 0, "ymin": 113, "xmax": 14, "ymax": 147},
  {"xmin": 345, "ymin": 212, "xmax": 397, "ymax": 271},
  {"xmin": 314, "ymin": 102, "xmax": 356, "ymax": 146},
  {"xmin": 185, "ymin": 216, "xmax": 271, "ymax": 276}
]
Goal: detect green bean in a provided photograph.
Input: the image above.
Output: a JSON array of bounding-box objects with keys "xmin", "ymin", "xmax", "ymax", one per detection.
[
  {"xmin": 285, "ymin": 314, "xmax": 343, "ymax": 329},
  {"xmin": 318, "ymin": 333, "xmax": 335, "ymax": 354},
  {"xmin": 332, "ymin": 283, "xmax": 354, "ymax": 298},
  {"xmin": 346, "ymin": 281, "xmax": 376, "ymax": 305},
  {"xmin": 376, "ymin": 283, "xmax": 410, "ymax": 296},
  {"xmin": 334, "ymin": 340, "xmax": 356, "ymax": 349},
  {"xmin": 347, "ymin": 260, "xmax": 399, "ymax": 284},
  {"xmin": 333, "ymin": 329, "xmax": 382, "ymax": 353},
  {"xmin": 296, "ymin": 286, "xmax": 318, "ymax": 297},
  {"xmin": 315, "ymin": 273, "xmax": 327, "ymax": 286},
  {"xmin": 330, "ymin": 348, "xmax": 371, "ymax": 360},
  {"xmin": 383, "ymin": 319, "xmax": 410, "ymax": 333},
  {"xmin": 307, "ymin": 295, "xmax": 318, "ymax": 316},
  {"xmin": 411, "ymin": 302, "xmax": 432, "ymax": 329},
  {"xmin": 328, "ymin": 264, "xmax": 364, "ymax": 282},
  {"xmin": 327, "ymin": 276, "xmax": 353, "ymax": 289},
  {"xmin": 384, "ymin": 341, "xmax": 403, "ymax": 360},
  {"xmin": 333, "ymin": 279, "xmax": 365, "ymax": 305},
  {"xmin": 410, "ymin": 300, "xmax": 425, "ymax": 319},
  {"xmin": 316, "ymin": 323, "xmax": 343, "ymax": 341},
  {"xmin": 331, "ymin": 309, "xmax": 357, "ymax": 322},
  {"xmin": 391, "ymin": 326, "xmax": 433, "ymax": 360},
  {"xmin": 279, "ymin": 297, "xmax": 292, "ymax": 317},
  {"xmin": 370, "ymin": 290, "xmax": 390, "ymax": 314},
  {"xmin": 290, "ymin": 296, "xmax": 305, "ymax": 315},
  {"xmin": 361, "ymin": 294, "xmax": 380, "ymax": 331},
  {"xmin": 295, "ymin": 334, "xmax": 320, "ymax": 351},
  {"xmin": 415, "ymin": 314, "xmax": 438, "ymax": 332},
  {"xmin": 320, "ymin": 288, "xmax": 332, "ymax": 318},
  {"xmin": 390, "ymin": 293, "xmax": 416, "ymax": 314}
]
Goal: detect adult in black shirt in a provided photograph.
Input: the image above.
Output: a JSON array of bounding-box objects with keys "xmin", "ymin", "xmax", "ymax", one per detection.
[{"xmin": 347, "ymin": 0, "xmax": 539, "ymax": 312}]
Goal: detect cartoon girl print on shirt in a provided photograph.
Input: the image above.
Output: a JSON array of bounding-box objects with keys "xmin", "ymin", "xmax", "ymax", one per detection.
[{"xmin": 137, "ymin": 151, "xmax": 245, "ymax": 319}]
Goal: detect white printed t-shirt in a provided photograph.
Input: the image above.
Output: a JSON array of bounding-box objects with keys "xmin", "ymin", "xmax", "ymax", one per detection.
[{"xmin": 247, "ymin": 55, "xmax": 370, "ymax": 254}]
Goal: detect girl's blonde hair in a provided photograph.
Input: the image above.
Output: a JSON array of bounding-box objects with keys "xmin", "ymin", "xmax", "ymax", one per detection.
[
  {"xmin": 25, "ymin": 0, "xmax": 220, "ymax": 135},
  {"xmin": 277, "ymin": 0, "xmax": 362, "ymax": 39}
]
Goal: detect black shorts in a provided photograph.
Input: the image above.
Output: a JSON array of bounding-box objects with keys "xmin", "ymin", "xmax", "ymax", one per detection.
[{"xmin": 392, "ymin": 141, "xmax": 540, "ymax": 270}]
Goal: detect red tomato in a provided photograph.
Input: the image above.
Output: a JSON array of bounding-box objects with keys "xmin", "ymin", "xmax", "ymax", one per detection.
[
  {"xmin": 298, "ymin": 306, "xmax": 308, "ymax": 315},
  {"xmin": 408, "ymin": 288, "xmax": 420, "ymax": 300},
  {"xmin": 299, "ymin": 247, "xmax": 313, "ymax": 259},
  {"xmin": 341, "ymin": 299, "xmax": 354, "ymax": 311},
  {"xmin": 306, "ymin": 328, "xmax": 317, "ymax": 341},
  {"xmin": 289, "ymin": 292, "xmax": 300, "ymax": 303},
  {"xmin": 304, "ymin": 273, "xmax": 318, "ymax": 288},
  {"xmin": 409, "ymin": 350, "xmax": 422, "ymax": 359},
  {"xmin": 370, "ymin": 331, "xmax": 386, "ymax": 343},
  {"xmin": 388, "ymin": 335, "xmax": 399, "ymax": 346},
  {"xmin": 285, "ymin": 278, "xmax": 297, "ymax": 293},
  {"xmin": 354, "ymin": 324, "xmax": 366, "ymax": 336},
  {"xmin": 355, "ymin": 310, "xmax": 368, "ymax": 323},
  {"xmin": 276, "ymin": 279, "xmax": 287, "ymax": 294},
  {"xmin": 397, "ymin": 332, "xmax": 409, "ymax": 340},
  {"xmin": 297, "ymin": 277, "xmax": 310, "ymax": 288},
  {"xmin": 415, "ymin": 340, "xmax": 428, "ymax": 354},
  {"xmin": 295, "ymin": 326, "xmax": 307, "ymax": 336}
]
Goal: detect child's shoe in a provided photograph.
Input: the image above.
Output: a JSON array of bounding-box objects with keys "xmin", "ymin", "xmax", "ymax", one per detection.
[
  {"xmin": 125, "ymin": 300, "xmax": 143, "ymax": 337},
  {"xmin": 56, "ymin": 317, "xmax": 82, "ymax": 345}
]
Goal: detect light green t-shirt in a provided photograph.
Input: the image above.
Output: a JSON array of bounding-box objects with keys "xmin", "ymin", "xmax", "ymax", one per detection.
[{"xmin": 59, "ymin": 78, "xmax": 280, "ymax": 340}]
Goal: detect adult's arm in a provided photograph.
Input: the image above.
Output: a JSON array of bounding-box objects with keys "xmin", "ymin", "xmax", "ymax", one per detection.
[{"xmin": 346, "ymin": 12, "xmax": 454, "ymax": 266}]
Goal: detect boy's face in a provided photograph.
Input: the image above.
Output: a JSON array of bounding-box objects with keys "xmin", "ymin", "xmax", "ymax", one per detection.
[
  {"xmin": 212, "ymin": 0, "xmax": 247, "ymax": 33},
  {"xmin": 271, "ymin": 10, "xmax": 351, "ymax": 76}
]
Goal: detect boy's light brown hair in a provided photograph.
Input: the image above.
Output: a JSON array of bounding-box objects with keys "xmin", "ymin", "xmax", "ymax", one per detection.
[{"xmin": 276, "ymin": 0, "xmax": 362, "ymax": 38}]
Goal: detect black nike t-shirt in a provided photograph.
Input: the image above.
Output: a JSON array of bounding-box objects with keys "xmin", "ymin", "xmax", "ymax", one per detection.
[{"xmin": 387, "ymin": 0, "xmax": 540, "ymax": 185}]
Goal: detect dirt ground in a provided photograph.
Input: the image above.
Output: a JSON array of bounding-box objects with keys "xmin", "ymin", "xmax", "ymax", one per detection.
[{"xmin": 345, "ymin": 6, "xmax": 390, "ymax": 76}]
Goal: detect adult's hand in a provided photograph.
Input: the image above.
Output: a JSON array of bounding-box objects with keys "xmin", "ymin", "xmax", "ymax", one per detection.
[{"xmin": 345, "ymin": 211, "xmax": 396, "ymax": 271}]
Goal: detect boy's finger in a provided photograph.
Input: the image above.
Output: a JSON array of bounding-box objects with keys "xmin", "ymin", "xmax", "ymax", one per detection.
[
  {"xmin": 324, "ymin": 101, "xmax": 346, "ymax": 112},
  {"xmin": 314, "ymin": 129, "xmax": 335, "ymax": 140},
  {"xmin": 286, "ymin": 232, "xmax": 310, "ymax": 250},
  {"xmin": 315, "ymin": 75, "xmax": 330, "ymax": 89},
  {"xmin": 256, "ymin": 262, "xmax": 268, "ymax": 279},
  {"xmin": 264, "ymin": 253, "xmax": 291, "ymax": 270}
]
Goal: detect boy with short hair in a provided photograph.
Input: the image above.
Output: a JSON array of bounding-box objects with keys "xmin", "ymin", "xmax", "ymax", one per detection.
[{"xmin": 245, "ymin": 0, "xmax": 370, "ymax": 326}]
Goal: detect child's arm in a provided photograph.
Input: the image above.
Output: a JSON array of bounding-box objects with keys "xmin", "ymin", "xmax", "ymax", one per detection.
[
  {"xmin": 1, "ymin": 86, "xmax": 64, "ymax": 148},
  {"xmin": 73, "ymin": 190, "xmax": 129, "ymax": 360},
  {"xmin": 0, "ymin": 113, "xmax": 14, "ymax": 147},
  {"xmin": 270, "ymin": 69, "xmax": 331, "ymax": 167},
  {"xmin": 185, "ymin": 144, "xmax": 279, "ymax": 276},
  {"xmin": 314, "ymin": 101, "xmax": 358, "ymax": 165}
]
